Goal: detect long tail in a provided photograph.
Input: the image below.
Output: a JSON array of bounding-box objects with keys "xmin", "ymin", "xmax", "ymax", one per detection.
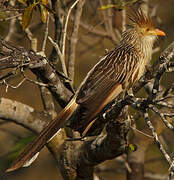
[{"xmin": 6, "ymin": 96, "xmax": 78, "ymax": 172}]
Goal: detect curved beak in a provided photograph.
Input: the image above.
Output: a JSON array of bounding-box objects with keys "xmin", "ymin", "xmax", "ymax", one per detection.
[{"xmin": 155, "ymin": 29, "xmax": 166, "ymax": 36}]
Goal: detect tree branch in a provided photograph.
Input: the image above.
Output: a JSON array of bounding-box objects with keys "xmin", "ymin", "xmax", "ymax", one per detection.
[
  {"xmin": 0, "ymin": 38, "xmax": 73, "ymax": 107},
  {"xmin": 0, "ymin": 97, "xmax": 51, "ymax": 133},
  {"xmin": 67, "ymin": 0, "xmax": 85, "ymax": 84}
]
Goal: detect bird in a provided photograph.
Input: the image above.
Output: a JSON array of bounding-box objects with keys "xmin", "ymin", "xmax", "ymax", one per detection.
[{"xmin": 6, "ymin": 8, "xmax": 165, "ymax": 172}]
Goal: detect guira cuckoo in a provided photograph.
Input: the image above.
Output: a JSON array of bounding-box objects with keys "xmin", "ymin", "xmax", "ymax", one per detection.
[{"xmin": 6, "ymin": 8, "xmax": 165, "ymax": 172}]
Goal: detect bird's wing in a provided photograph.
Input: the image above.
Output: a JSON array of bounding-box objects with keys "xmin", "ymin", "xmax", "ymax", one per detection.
[{"xmin": 76, "ymin": 46, "xmax": 138, "ymax": 120}]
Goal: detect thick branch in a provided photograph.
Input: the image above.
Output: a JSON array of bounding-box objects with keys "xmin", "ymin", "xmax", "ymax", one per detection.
[
  {"xmin": 0, "ymin": 38, "xmax": 73, "ymax": 107},
  {"xmin": 0, "ymin": 97, "xmax": 51, "ymax": 133},
  {"xmin": 57, "ymin": 113, "xmax": 128, "ymax": 180}
]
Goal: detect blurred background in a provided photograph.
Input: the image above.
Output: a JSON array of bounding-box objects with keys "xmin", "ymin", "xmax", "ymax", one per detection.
[{"xmin": 0, "ymin": 0, "xmax": 174, "ymax": 179}]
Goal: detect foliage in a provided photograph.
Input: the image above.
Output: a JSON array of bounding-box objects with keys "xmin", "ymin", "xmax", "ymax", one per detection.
[
  {"xmin": 17, "ymin": 0, "xmax": 48, "ymax": 30},
  {"xmin": 98, "ymin": 0, "xmax": 139, "ymax": 10},
  {"xmin": 7, "ymin": 136, "xmax": 35, "ymax": 163}
]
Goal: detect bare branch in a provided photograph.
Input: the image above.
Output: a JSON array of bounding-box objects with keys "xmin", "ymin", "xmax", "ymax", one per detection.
[
  {"xmin": 2, "ymin": 78, "xmax": 26, "ymax": 92},
  {"xmin": 62, "ymin": 0, "xmax": 81, "ymax": 77},
  {"xmin": 40, "ymin": 85, "xmax": 57, "ymax": 119},
  {"xmin": 25, "ymin": 28, "xmax": 38, "ymax": 52},
  {"xmin": 41, "ymin": 13, "xmax": 50, "ymax": 53},
  {"xmin": 67, "ymin": 0, "xmax": 85, "ymax": 84},
  {"xmin": 4, "ymin": 17, "xmax": 17, "ymax": 42},
  {"xmin": 48, "ymin": 36, "xmax": 68, "ymax": 77},
  {"xmin": 0, "ymin": 13, "xmax": 22, "ymax": 21},
  {"xmin": 150, "ymin": 105, "xmax": 174, "ymax": 131},
  {"xmin": 0, "ymin": 38, "xmax": 73, "ymax": 106},
  {"xmin": 99, "ymin": 0, "xmax": 120, "ymax": 44},
  {"xmin": 143, "ymin": 111, "xmax": 172, "ymax": 164},
  {"xmin": 0, "ymin": 97, "xmax": 51, "ymax": 133}
]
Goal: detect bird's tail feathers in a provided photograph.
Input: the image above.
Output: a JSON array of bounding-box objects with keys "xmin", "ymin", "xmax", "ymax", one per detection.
[{"xmin": 6, "ymin": 95, "xmax": 78, "ymax": 172}]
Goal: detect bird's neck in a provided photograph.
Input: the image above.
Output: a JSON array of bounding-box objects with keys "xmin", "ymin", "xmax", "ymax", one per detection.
[
  {"xmin": 139, "ymin": 34, "xmax": 155, "ymax": 61},
  {"xmin": 121, "ymin": 29, "xmax": 155, "ymax": 62}
]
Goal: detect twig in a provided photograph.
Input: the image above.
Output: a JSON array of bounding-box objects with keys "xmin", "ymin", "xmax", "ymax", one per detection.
[
  {"xmin": 163, "ymin": 83, "xmax": 174, "ymax": 97},
  {"xmin": 48, "ymin": 36, "xmax": 68, "ymax": 77},
  {"xmin": 140, "ymin": 0, "xmax": 149, "ymax": 14},
  {"xmin": 153, "ymin": 47, "xmax": 160, "ymax": 54},
  {"xmin": 145, "ymin": 172, "xmax": 168, "ymax": 180},
  {"xmin": 143, "ymin": 111, "xmax": 172, "ymax": 165},
  {"xmin": 150, "ymin": 105, "xmax": 174, "ymax": 131},
  {"xmin": 156, "ymin": 101, "xmax": 174, "ymax": 109},
  {"xmin": 99, "ymin": 0, "xmax": 110, "ymax": 34},
  {"xmin": 62, "ymin": 0, "xmax": 81, "ymax": 74},
  {"xmin": 49, "ymin": 0, "xmax": 63, "ymax": 64},
  {"xmin": 160, "ymin": 41, "xmax": 174, "ymax": 62},
  {"xmin": 130, "ymin": 126, "xmax": 153, "ymax": 139},
  {"xmin": 163, "ymin": 113, "xmax": 174, "ymax": 117},
  {"xmin": 41, "ymin": 12, "xmax": 50, "ymax": 52},
  {"xmin": 80, "ymin": 21, "xmax": 111, "ymax": 38},
  {"xmin": 0, "ymin": 38, "xmax": 73, "ymax": 106},
  {"xmin": 59, "ymin": 8, "xmax": 118, "ymax": 41},
  {"xmin": 107, "ymin": 0, "xmax": 120, "ymax": 44},
  {"xmin": 148, "ymin": 62, "xmax": 174, "ymax": 102},
  {"xmin": 150, "ymin": 4, "xmax": 158, "ymax": 18},
  {"xmin": 0, "ymin": 71, "xmax": 17, "ymax": 81},
  {"xmin": 4, "ymin": 16, "xmax": 17, "ymax": 42},
  {"xmin": 0, "ymin": 8, "xmax": 25, "ymax": 12},
  {"xmin": 169, "ymin": 159, "xmax": 174, "ymax": 180},
  {"xmin": 25, "ymin": 28, "xmax": 38, "ymax": 52},
  {"xmin": 0, "ymin": 13, "xmax": 22, "ymax": 21},
  {"xmin": 155, "ymin": 95, "xmax": 174, "ymax": 102},
  {"xmin": 68, "ymin": 0, "xmax": 85, "ymax": 84},
  {"xmin": 99, "ymin": 0, "xmax": 119, "ymax": 44},
  {"xmin": 3, "ymin": 78, "xmax": 26, "ymax": 92},
  {"xmin": 22, "ymin": 73, "xmax": 49, "ymax": 87}
]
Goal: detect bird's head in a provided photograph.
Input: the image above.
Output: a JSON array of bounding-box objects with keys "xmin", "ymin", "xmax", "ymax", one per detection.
[{"xmin": 128, "ymin": 8, "xmax": 166, "ymax": 39}]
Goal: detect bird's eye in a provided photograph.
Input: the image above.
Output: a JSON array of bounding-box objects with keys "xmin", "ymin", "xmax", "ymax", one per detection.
[{"xmin": 146, "ymin": 28, "xmax": 150, "ymax": 31}]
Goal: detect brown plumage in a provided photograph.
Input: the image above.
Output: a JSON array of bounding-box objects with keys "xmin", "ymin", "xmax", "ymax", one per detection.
[{"xmin": 6, "ymin": 8, "xmax": 165, "ymax": 172}]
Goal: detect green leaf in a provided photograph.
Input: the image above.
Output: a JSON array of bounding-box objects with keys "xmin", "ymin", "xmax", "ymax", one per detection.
[
  {"xmin": 98, "ymin": 4, "xmax": 118, "ymax": 10},
  {"xmin": 40, "ymin": 4, "xmax": 48, "ymax": 23},
  {"xmin": 7, "ymin": 136, "xmax": 35, "ymax": 162},
  {"xmin": 127, "ymin": 144, "xmax": 137, "ymax": 153},
  {"xmin": 22, "ymin": 4, "xmax": 35, "ymax": 30},
  {"xmin": 99, "ymin": 0, "xmax": 139, "ymax": 11},
  {"xmin": 22, "ymin": 1, "xmax": 40, "ymax": 30}
]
